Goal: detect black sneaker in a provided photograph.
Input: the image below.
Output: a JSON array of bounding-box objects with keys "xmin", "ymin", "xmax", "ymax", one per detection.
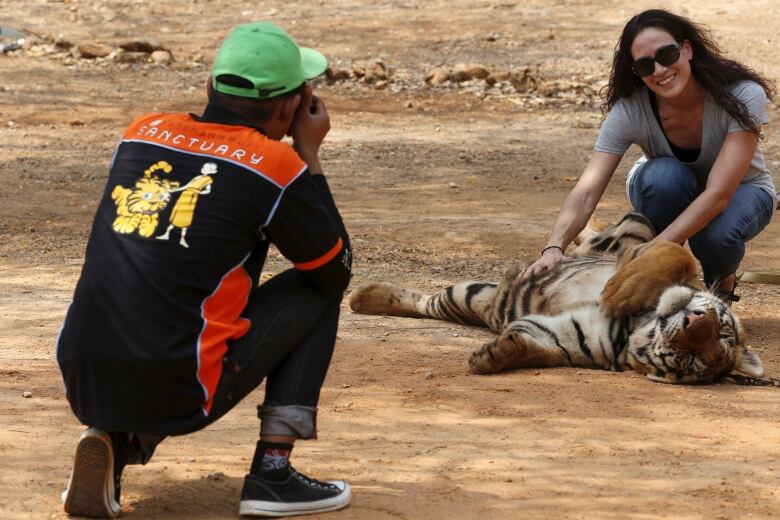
[
  {"xmin": 239, "ymin": 465, "xmax": 351, "ymax": 517},
  {"xmin": 62, "ymin": 428, "xmax": 122, "ymax": 518}
]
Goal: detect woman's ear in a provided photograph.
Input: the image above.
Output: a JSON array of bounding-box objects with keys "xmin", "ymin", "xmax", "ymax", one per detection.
[{"xmin": 682, "ymin": 39, "xmax": 693, "ymax": 60}]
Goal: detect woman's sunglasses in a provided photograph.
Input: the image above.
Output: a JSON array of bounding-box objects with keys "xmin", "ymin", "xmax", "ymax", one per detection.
[{"xmin": 631, "ymin": 43, "xmax": 682, "ymax": 77}]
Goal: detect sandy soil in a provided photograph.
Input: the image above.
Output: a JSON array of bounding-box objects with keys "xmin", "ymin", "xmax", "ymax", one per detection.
[{"xmin": 1, "ymin": 1, "xmax": 779, "ymax": 519}]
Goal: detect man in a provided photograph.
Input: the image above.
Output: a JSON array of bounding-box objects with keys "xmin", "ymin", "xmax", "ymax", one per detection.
[{"xmin": 58, "ymin": 22, "xmax": 352, "ymax": 518}]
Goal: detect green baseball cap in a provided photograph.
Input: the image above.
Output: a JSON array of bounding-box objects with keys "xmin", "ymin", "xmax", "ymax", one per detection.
[{"xmin": 211, "ymin": 22, "xmax": 328, "ymax": 99}]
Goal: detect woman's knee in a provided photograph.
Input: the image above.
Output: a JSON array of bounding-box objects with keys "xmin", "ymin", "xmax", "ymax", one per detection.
[
  {"xmin": 689, "ymin": 226, "xmax": 744, "ymax": 276},
  {"xmin": 690, "ymin": 225, "xmax": 738, "ymax": 252},
  {"xmin": 629, "ymin": 158, "xmax": 698, "ymax": 231},
  {"xmin": 634, "ymin": 157, "xmax": 698, "ymax": 197}
]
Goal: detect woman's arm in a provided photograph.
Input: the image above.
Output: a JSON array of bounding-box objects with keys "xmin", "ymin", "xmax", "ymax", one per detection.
[
  {"xmin": 655, "ymin": 129, "xmax": 760, "ymax": 244},
  {"xmin": 522, "ymin": 151, "xmax": 623, "ymax": 279},
  {"xmin": 544, "ymin": 151, "xmax": 623, "ymax": 250}
]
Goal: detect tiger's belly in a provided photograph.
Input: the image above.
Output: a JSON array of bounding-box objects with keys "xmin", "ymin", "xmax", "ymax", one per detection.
[{"xmin": 529, "ymin": 258, "xmax": 617, "ymax": 315}]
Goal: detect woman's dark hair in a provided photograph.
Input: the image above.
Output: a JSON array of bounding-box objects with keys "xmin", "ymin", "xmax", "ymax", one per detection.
[{"xmin": 601, "ymin": 9, "xmax": 775, "ymax": 134}]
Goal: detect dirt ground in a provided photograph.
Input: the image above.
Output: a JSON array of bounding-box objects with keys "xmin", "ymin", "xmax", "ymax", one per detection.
[{"xmin": 1, "ymin": 0, "xmax": 779, "ymax": 519}]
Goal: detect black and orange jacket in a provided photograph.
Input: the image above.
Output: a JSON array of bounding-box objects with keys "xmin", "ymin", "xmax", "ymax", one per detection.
[{"xmin": 56, "ymin": 109, "xmax": 351, "ymax": 434}]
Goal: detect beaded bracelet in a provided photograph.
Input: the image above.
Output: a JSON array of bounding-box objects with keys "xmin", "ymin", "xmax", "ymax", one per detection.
[{"xmin": 541, "ymin": 245, "xmax": 564, "ymax": 256}]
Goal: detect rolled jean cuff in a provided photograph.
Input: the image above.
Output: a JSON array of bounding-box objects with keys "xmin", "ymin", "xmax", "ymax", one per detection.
[
  {"xmin": 125, "ymin": 433, "xmax": 165, "ymax": 465},
  {"xmin": 258, "ymin": 404, "xmax": 318, "ymax": 440}
]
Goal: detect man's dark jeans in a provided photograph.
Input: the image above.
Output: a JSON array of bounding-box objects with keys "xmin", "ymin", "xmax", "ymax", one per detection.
[{"xmin": 122, "ymin": 268, "xmax": 341, "ymax": 463}]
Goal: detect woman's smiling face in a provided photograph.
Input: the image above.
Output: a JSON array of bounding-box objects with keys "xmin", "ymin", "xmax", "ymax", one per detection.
[{"xmin": 631, "ymin": 27, "xmax": 694, "ymax": 100}]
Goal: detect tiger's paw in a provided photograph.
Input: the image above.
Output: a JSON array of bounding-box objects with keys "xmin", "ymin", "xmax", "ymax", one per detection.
[
  {"xmin": 469, "ymin": 333, "xmax": 526, "ymax": 374},
  {"xmin": 111, "ymin": 185, "xmax": 131, "ymax": 204},
  {"xmin": 602, "ymin": 241, "xmax": 700, "ymax": 318},
  {"xmin": 137, "ymin": 217, "xmax": 158, "ymax": 238},
  {"xmin": 112, "ymin": 217, "xmax": 137, "ymax": 234}
]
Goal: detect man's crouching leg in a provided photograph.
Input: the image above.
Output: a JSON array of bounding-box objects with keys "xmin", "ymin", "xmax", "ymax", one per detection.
[{"xmin": 235, "ymin": 270, "xmax": 351, "ymax": 517}]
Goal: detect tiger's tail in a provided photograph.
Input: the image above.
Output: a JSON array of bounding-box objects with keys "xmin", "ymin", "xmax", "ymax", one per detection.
[
  {"xmin": 349, "ymin": 283, "xmax": 431, "ymax": 318},
  {"xmin": 349, "ymin": 282, "xmax": 498, "ymax": 328}
]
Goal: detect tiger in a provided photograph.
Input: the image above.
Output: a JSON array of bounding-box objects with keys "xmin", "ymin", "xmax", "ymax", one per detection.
[
  {"xmin": 349, "ymin": 212, "xmax": 766, "ymax": 385},
  {"xmin": 111, "ymin": 160, "xmax": 180, "ymax": 238}
]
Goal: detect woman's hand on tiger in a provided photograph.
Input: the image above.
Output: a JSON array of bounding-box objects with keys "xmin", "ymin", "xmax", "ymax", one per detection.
[{"xmin": 521, "ymin": 249, "xmax": 572, "ymax": 280}]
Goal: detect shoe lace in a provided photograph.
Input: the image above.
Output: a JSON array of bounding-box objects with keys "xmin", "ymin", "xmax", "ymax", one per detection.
[{"xmin": 289, "ymin": 466, "xmax": 338, "ymax": 490}]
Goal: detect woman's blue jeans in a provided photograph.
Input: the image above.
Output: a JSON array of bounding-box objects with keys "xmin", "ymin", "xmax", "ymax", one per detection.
[{"xmin": 627, "ymin": 157, "xmax": 775, "ymax": 283}]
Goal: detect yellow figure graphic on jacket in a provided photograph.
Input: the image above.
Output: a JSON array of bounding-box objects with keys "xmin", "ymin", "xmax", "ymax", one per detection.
[
  {"xmin": 112, "ymin": 161, "xmax": 180, "ymax": 237},
  {"xmin": 157, "ymin": 162, "xmax": 217, "ymax": 248}
]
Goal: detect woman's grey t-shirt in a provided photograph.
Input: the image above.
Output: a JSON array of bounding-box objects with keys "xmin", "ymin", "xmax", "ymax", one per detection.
[{"xmin": 594, "ymin": 81, "xmax": 776, "ymax": 205}]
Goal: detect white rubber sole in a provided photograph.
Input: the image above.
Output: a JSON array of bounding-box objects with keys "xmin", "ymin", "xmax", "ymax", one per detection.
[
  {"xmin": 738, "ymin": 269, "xmax": 780, "ymax": 284},
  {"xmin": 239, "ymin": 481, "xmax": 351, "ymax": 517},
  {"xmin": 62, "ymin": 428, "xmax": 121, "ymax": 518}
]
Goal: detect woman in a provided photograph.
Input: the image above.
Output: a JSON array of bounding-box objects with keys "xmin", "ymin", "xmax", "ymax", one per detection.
[{"xmin": 524, "ymin": 9, "xmax": 776, "ymax": 301}]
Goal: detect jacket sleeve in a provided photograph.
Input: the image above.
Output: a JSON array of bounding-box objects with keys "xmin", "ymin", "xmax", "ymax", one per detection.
[{"xmin": 266, "ymin": 170, "xmax": 351, "ymax": 298}]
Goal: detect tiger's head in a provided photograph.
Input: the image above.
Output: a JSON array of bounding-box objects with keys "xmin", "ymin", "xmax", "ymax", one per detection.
[
  {"xmin": 126, "ymin": 177, "xmax": 176, "ymax": 215},
  {"xmin": 627, "ymin": 286, "xmax": 764, "ymax": 384}
]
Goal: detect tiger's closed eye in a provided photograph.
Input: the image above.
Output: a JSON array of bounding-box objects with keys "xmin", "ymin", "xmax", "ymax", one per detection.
[{"xmin": 718, "ymin": 323, "xmax": 734, "ymax": 340}]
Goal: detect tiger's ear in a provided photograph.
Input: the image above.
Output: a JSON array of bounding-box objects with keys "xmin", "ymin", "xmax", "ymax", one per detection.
[{"xmin": 735, "ymin": 348, "xmax": 765, "ymax": 378}]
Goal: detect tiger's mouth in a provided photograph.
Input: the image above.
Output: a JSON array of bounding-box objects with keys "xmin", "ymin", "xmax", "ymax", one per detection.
[{"xmin": 127, "ymin": 207, "xmax": 160, "ymax": 215}]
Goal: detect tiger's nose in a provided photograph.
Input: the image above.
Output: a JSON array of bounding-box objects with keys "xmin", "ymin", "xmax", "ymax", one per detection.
[{"xmin": 683, "ymin": 310, "xmax": 706, "ymax": 329}]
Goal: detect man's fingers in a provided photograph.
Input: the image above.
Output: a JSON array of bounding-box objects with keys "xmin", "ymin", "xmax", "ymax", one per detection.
[
  {"xmin": 313, "ymin": 96, "xmax": 329, "ymax": 119},
  {"xmin": 298, "ymin": 87, "xmax": 313, "ymax": 116}
]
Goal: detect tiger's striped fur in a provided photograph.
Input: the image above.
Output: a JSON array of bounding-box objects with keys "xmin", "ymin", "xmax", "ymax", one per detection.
[{"xmin": 350, "ymin": 212, "xmax": 765, "ymax": 384}]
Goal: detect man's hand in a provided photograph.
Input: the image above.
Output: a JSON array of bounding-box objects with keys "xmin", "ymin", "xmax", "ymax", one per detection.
[
  {"xmin": 520, "ymin": 248, "xmax": 572, "ymax": 281},
  {"xmin": 291, "ymin": 85, "xmax": 330, "ymax": 174}
]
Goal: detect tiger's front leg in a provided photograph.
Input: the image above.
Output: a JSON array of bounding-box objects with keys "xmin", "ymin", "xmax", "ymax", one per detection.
[
  {"xmin": 601, "ymin": 241, "xmax": 703, "ymax": 318},
  {"xmin": 469, "ymin": 326, "xmax": 571, "ymax": 374},
  {"xmin": 469, "ymin": 308, "xmax": 620, "ymax": 374}
]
